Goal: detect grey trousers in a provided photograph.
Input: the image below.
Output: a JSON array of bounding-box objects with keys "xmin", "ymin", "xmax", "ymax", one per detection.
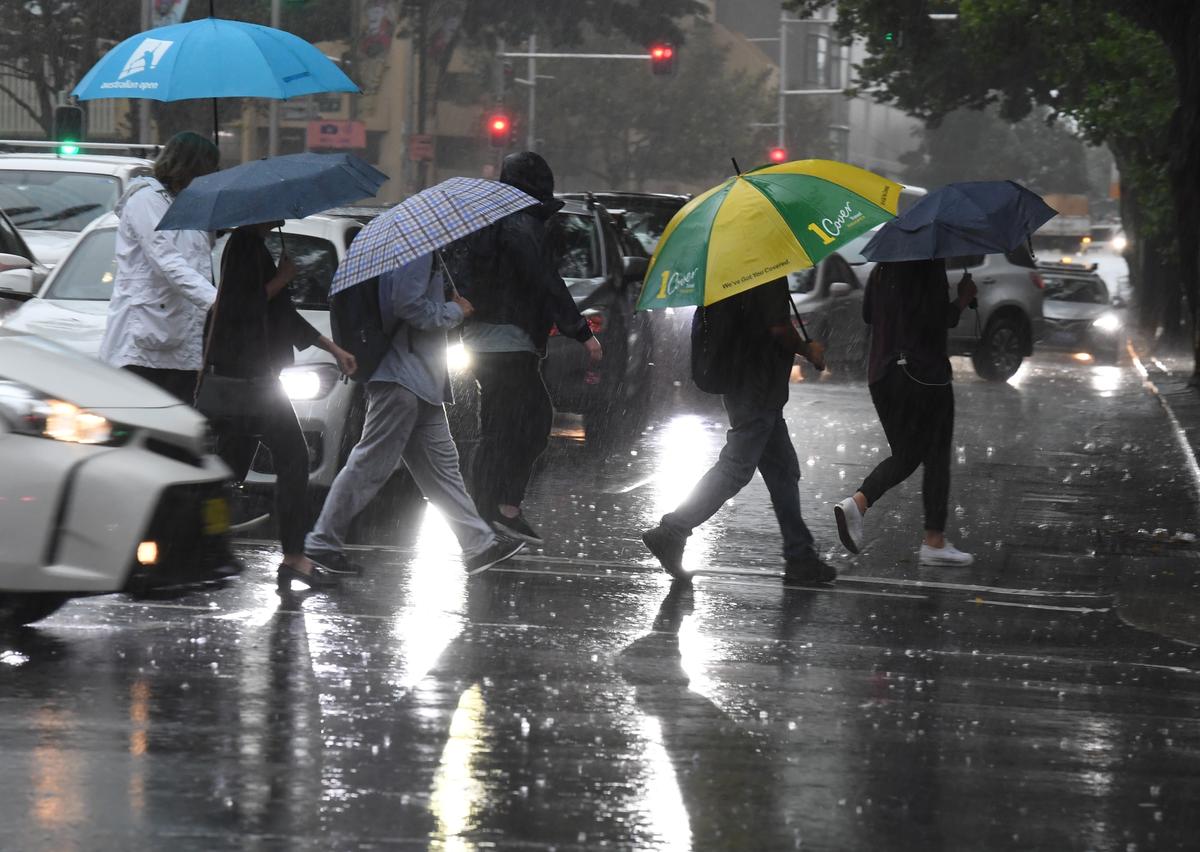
[{"xmin": 305, "ymin": 382, "xmax": 496, "ymax": 558}]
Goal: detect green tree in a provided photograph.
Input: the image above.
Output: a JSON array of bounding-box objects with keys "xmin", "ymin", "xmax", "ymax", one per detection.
[
  {"xmin": 787, "ymin": 0, "xmax": 1196, "ymax": 363},
  {"xmin": 532, "ymin": 26, "xmax": 821, "ymax": 192}
]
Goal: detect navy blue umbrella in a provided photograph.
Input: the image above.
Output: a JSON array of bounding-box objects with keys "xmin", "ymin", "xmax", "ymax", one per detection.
[
  {"xmin": 157, "ymin": 153, "xmax": 388, "ymax": 231},
  {"xmin": 861, "ymin": 180, "xmax": 1057, "ymax": 262}
]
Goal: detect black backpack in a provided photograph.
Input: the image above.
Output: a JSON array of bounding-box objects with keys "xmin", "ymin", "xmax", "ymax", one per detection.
[
  {"xmin": 690, "ymin": 297, "xmax": 745, "ymax": 394},
  {"xmin": 329, "ymin": 276, "xmax": 398, "ymax": 384}
]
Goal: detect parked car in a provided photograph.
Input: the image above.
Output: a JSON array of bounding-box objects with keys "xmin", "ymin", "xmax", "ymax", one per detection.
[
  {"xmin": 559, "ymin": 191, "xmax": 691, "ymax": 254},
  {"xmin": 791, "ymin": 225, "xmax": 1046, "ymax": 381},
  {"xmin": 0, "ymin": 328, "xmax": 236, "ymax": 627},
  {"xmin": 0, "ymin": 206, "xmax": 49, "ymax": 317},
  {"xmin": 0, "ymin": 151, "xmax": 154, "ymax": 267},
  {"xmin": 1037, "ymin": 260, "xmax": 1125, "ymax": 364}
]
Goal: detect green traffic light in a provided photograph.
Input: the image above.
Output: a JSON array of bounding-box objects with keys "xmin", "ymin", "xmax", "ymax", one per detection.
[{"xmin": 884, "ymin": 31, "xmax": 895, "ymax": 41}]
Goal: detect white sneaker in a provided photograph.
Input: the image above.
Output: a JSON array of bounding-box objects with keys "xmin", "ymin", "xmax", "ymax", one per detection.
[
  {"xmin": 918, "ymin": 542, "xmax": 974, "ymax": 567},
  {"xmin": 834, "ymin": 497, "xmax": 864, "ymax": 554}
]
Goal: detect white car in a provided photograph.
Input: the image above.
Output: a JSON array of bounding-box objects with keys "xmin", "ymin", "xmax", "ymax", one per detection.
[
  {"xmin": 0, "ymin": 152, "xmax": 154, "ymax": 270},
  {"xmin": 0, "ymin": 328, "xmax": 236, "ymax": 627}
]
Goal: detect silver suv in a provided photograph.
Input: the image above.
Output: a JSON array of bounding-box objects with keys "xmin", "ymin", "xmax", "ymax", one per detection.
[{"xmin": 791, "ymin": 228, "xmax": 1046, "ymax": 381}]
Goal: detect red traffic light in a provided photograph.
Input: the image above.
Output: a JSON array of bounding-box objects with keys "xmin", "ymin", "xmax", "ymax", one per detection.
[
  {"xmin": 649, "ymin": 43, "xmax": 675, "ymax": 75},
  {"xmin": 487, "ymin": 113, "xmax": 511, "ymax": 147},
  {"xmin": 489, "ymin": 115, "xmax": 510, "ymax": 133},
  {"xmin": 768, "ymin": 146, "xmax": 788, "ymax": 164}
]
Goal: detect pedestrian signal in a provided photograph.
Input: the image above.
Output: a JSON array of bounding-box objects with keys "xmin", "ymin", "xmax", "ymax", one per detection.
[
  {"xmin": 53, "ymin": 105, "xmax": 84, "ymax": 155},
  {"xmin": 649, "ymin": 43, "xmax": 675, "ymax": 75}
]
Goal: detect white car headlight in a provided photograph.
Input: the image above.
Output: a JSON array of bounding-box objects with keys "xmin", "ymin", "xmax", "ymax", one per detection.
[
  {"xmin": 280, "ymin": 364, "xmax": 341, "ymax": 400},
  {"xmin": 447, "ymin": 341, "xmax": 472, "ymax": 373},
  {"xmin": 1111, "ymin": 234, "xmax": 1128, "ymax": 253},
  {"xmin": 1092, "ymin": 312, "xmax": 1122, "ymax": 333},
  {"xmin": 0, "ymin": 380, "xmax": 119, "ymax": 444}
]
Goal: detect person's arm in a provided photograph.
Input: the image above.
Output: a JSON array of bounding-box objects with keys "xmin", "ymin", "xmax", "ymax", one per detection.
[
  {"xmin": 948, "ymin": 269, "xmax": 976, "ymax": 326},
  {"xmin": 762, "ymin": 280, "xmax": 825, "ymax": 370},
  {"xmin": 518, "ymin": 222, "xmax": 602, "ymax": 361},
  {"xmin": 390, "ymin": 264, "xmax": 468, "ymax": 330},
  {"xmin": 314, "ymin": 334, "xmax": 357, "ymax": 377},
  {"xmin": 862, "ymin": 267, "xmax": 877, "ymax": 324},
  {"xmin": 129, "ymin": 191, "xmax": 215, "ymax": 309}
]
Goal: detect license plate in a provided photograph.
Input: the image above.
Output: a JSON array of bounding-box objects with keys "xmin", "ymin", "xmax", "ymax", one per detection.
[{"xmin": 203, "ymin": 497, "xmax": 230, "ymax": 535}]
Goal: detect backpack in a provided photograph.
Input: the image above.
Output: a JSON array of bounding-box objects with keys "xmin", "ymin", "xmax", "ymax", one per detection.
[
  {"xmin": 690, "ymin": 297, "xmax": 745, "ymax": 394},
  {"xmin": 329, "ymin": 275, "xmax": 397, "ymax": 384}
]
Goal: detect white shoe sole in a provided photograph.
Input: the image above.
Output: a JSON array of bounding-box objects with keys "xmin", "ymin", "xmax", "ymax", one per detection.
[
  {"xmin": 465, "ymin": 540, "xmax": 526, "ymax": 576},
  {"xmin": 834, "ymin": 502, "xmax": 860, "ymax": 554},
  {"xmin": 492, "ymin": 519, "xmax": 544, "ymax": 545}
]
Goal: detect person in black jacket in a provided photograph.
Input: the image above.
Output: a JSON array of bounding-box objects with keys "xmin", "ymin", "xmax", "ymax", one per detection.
[
  {"xmin": 205, "ymin": 223, "xmax": 357, "ymax": 588},
  {"xmin": 455, "ymin": 152, "xmax": 602, "ymax": 545}
]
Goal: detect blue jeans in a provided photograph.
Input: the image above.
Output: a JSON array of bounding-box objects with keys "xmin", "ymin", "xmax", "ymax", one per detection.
[{"xmin": 662, "ymin": 395, "xmax": 818, "ymax": 564}]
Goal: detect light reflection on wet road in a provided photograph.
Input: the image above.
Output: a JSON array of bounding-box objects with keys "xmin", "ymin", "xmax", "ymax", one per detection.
[{"xmin": 3, "ymin": 353, "xmax": 1200, "ymax": 851}]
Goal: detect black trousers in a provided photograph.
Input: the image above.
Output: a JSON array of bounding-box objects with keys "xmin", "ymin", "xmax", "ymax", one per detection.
[
  {"xmin": 470, "ymin": 351, "xmax": 553, "ymax": 513},
  {"xmin": 122, "ymin": 365, "xmax": 197, "ymax": 404},
  {"xmin": 213, "ymin": 385, "xmax": 311, "ymax": 555},
  {"xmin": 858, "ymin": 365, "xmax": 955, "ymax": 532}
]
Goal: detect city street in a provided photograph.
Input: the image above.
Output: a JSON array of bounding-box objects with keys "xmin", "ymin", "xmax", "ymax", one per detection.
[{"xmin": 3, "ymin": 352, "xmax": 1200, "ymax": 851}]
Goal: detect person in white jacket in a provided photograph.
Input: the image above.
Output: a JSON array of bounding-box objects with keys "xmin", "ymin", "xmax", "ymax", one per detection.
[{"xmin": 99, "ymin": 131, "xmax": 220, "ymax": 401}]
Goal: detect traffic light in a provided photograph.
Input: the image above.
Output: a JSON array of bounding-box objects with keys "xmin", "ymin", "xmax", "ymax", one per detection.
[
  {"xmin": 487, "ymin": 112, "xmax": 511, "ymax": 148},
  {"xmin": 53, "ymin": 105, "xmax": 84, "ymax": 155},
  {"xmin": 649, "ymin": 43, "xmax": 675, "ymax": 75},
  {"xmin": 768, "ymin": 146, "xmax": 788, "ymax": 164}
]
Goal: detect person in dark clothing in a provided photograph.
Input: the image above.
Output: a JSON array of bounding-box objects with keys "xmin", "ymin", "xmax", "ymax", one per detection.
[
  {"xmin": 454, "ymin": 151, "xmax": 602, "ymax": 546},
  {"xmin": 641, "ymin": 277, "xmax": 833, "ymax": 585},
  {"xmin": 204, "ymin": 223, "xmax": 358, "ymax": 588},
  {"xmin": 833, "ymin": 259, "xmax": 977, "ymax": 567}
]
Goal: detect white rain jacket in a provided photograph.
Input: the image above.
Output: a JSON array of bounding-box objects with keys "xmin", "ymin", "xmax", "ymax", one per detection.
[{"xmin": 98, "ymin": 176, "xmax": 215, "ymax": 370}]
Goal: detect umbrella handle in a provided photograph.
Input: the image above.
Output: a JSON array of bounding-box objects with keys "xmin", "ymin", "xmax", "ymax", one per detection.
[
  {"xmin": 788, "ymin": 294, "xmax": 811, "ymax": 342},
  {"xmin": 276, "ymin": 224, "xmax": 287, "ymax": 256}
]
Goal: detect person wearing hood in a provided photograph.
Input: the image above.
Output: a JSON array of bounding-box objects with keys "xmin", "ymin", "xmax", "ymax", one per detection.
[
  {"xmin": 99, "ymin": 131, "xmax": 220, "ymax": 401},
  {"xmin": 451, "ymin": 151, "xmax": 602, "ymax": 546}
]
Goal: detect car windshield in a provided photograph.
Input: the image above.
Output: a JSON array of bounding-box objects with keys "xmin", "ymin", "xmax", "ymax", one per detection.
[
  {"xmin": 41, "ymin": 228, "xmax": 117, "ymax": 300},
  {"xmin": 1043, "ymin": 274, "xmax": 1110, "ymax": 304},
  {"xmin": 0, "ymin": 171, "xmax": 120, "ymax": 232},
  {"xmin": 213, "ymin": 230, "xmax": 341, "ymax": 311}
]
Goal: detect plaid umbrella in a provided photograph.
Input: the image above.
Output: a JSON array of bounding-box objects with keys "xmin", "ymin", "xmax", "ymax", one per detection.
[{"xmin": 329, "ymin": 177, "xmax": 538, "ymax": 295}]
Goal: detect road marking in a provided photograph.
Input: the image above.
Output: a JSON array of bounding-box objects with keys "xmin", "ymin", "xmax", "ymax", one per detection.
[
  {"xmin": 970, "ymin": 598, "xmax": 1111, "ymax": 614},
  {"xmin": 1130, "ymin": 345, "xmax": 1200, "ymax": 502}
]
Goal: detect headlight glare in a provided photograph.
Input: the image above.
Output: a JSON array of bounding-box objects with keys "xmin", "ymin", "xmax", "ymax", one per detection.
[
  {"xmin": 1092, "ymin": 312, "xmax": 1122, "ymax": 333},
  {"xmin": 447, "ymin": 342, "xmax": 472, "ymax": 373},
  {"xmin": 280, "ymin": 364, "xmax": 340, "ymax": 400},
  {"xmin": 0, "ymin": 380, "xmax": 115, "ymax": 444}
]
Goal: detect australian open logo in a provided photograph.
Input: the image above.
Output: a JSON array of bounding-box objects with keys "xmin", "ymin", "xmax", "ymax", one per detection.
[
  {"xmin": 655, "ymin": 267, "xmax": 699, "ymax": 300},
  {"xmin": 99, "ymin": 37, "xmax": 174, "ymax": 89},
  {"xmin": 807, "ymin": 200, "xmax": 866, "ymax": 246}
]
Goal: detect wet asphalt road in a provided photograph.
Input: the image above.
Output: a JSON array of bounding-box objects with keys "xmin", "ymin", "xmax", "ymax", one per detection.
[{"xmin": 3, "ymin": 352, "xmax": 1200, "ymax": 851}]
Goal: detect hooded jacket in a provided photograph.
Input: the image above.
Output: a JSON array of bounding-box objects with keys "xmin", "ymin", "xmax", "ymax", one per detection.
[
  {"xmin": 99, "ymin": 176, "xmax": 215, "ymax": 371},
  {"xmin": 449, "ymin": 152, "xmax": 592, "ymax": 351}
]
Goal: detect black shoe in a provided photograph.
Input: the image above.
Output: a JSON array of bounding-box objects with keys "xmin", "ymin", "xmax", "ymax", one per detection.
[
  {"xmin": 642, "ymin": 526, "xmax": 689, "ymax": 580},
  {"xmin": 305, "ymin": 548, "xmax": 363, "ymax": 576},
  {"xmin": 464, "ymin": 536, "xmax": 525, "ymax": 576},
  {"xmin": 783, "ymin": 557, "xmax": 837, "ymax": 586},
  {"xmin": 493, "ymin": 511, "xmax": 544, "ymax": 545},
  {"xmin": 277, "ymin": 561, "xmax": 338, "ymax": 589}
]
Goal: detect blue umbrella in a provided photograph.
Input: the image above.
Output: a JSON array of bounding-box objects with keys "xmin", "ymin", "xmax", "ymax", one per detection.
[
  {"xmin": 72, "ymin": 17, "xmax": 358, "ymax": 142},
  {"xmin": 156, "ymin": 153, "xmax": 388, "ymax": 231},
  {"xmin": 861, "ymin": 180, "xmax": 1057, "ymax": 262}
]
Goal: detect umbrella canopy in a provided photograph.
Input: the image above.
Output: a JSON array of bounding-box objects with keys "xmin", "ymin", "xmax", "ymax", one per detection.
[
  {"xmin": 156, "ymin": 153, "xmax": 388, "ymax": 231},
  {"xmin": 329, "ymin": 177, "xmax": 538, "ymax": 295},
  {"xmin": 636, "ymin": 159, "xmax": 901, "ymax": 311},
  {"xmin": 72, "ymin": 17, "xmax": 357, "ymax": 102},
  {"xmin": 860, "ymin": 180, "xmax": 1057, "ymax": 262}
]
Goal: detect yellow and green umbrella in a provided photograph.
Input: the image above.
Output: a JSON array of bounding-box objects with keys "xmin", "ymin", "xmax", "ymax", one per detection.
[{"xmin": 637, "ymin": 159, "xmax": 902, "ymax": 310}]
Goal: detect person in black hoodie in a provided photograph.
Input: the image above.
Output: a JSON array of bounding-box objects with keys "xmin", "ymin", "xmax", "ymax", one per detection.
[
  {"xmin": 204, "ymin": 222, "xmax": 357, "ymax": 588},
  {"xmin": 454, "ymin": 152, "xmax": 602, "ymax": 545}
]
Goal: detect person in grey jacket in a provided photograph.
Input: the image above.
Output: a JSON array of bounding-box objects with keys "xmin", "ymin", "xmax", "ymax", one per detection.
[{"xmin": 304, "ymin": 252, "xmax": 524, "ymax": 577}]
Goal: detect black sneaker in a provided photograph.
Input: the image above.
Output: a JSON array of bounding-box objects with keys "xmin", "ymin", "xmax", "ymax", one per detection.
[
  {"xmin": 493, "ymin": 511, "xmax": 544, "ymax": 545},
  {"xmin": 464, "ymin": 536, "xmax": 525, "ymax": 576},
  {"xmin": 305, "ymin": 548, "xmax": 363, "ymax": 576},
  {"xmin": 642, "ymin": 526, "xmax": 689, "ymax": 580},
  {"xmin": 783, "ymin": 557, "xmax": 837, "ymax": 586}
]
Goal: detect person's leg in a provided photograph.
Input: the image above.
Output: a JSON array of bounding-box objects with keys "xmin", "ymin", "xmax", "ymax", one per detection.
[
  {"xmin": 257, "ymin": 391, "xmax": 311, "ymax": 558},
  {"xmin": 305, "ymin": 383, "xmax": 418, "ymax": 555},
  {"xmin": 756, "ymin": 409, "xmax": 818, "ymax": 564},
  {"xmin": 469, "ymin": 352, "xmax": 509, "ymax": 517},
  {"xmin": 122, "ymin": 365, "xmax": 197, "ymax": 404},
  {"xmin": 921, "ymin": 385, "xmax": 955, "ymax": 544},
  {"xmin": 857, "ymin": 369, "xmax": 929, "ymax": 509},
  {"xmin": 401, "ymin": 401, "xmax": 497, "ymax": 558},
  {"xmin": 497, "ymin": 354, "xmax": 553, "ymax": 514}
]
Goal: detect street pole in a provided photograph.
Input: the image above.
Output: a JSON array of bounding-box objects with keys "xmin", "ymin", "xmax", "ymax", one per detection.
[
  {"xmin": 777, "ymin": 12, "xmax": 787, "ymax": 151},
  {"xmin": 415, "ymin": 0, "xmax": 429, "ymax": 188},
  {"xmin": 139, "ymin": 0, "xmax": 152, "ymax": 144},
  {"xmin": 526, "ymin": 33, "xmax": 536, "ymax": 150},
  {"xmin": 268, "ymin": 0, "xmax": 281, "ymax": 156}
]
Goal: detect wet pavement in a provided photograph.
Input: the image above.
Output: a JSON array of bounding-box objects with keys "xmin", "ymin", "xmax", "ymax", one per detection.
[{"xmin": 4, "ymin": 352, "xmax": 1200, "ymax": 851}]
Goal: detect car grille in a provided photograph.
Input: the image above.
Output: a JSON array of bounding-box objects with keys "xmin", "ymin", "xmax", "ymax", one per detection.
[{"xmin": 124, "ymin": 481, "xmax": 238, "ymax": 594}]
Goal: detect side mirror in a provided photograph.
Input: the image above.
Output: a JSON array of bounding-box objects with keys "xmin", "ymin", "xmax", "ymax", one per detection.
[
  {"xmin": 0, "ymin": 253, "xmax": 32, "ymax": 272},
  {"xmin": 829, "ymin": 281, "xmax": 853, "ymax": 298},
  {"xmin": 621, "ymin": 255, "xmax": 648, "ymax": 282}
]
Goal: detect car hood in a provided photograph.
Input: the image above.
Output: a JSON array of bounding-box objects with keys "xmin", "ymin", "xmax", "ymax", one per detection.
[
  {"xmin": 0, "ymin": 330, "xmax": 206, "ymax": 441},
  {"xmin": 19, "ymin": 230, "xmax": 80, "ymax": 267},
  {"xmin": 4, "ymin": 298, "xmax": 108, "ymax": 357},
  {"xmin": 1043, "ymin": 301, "xmax": 1110, "ymax": 321}
]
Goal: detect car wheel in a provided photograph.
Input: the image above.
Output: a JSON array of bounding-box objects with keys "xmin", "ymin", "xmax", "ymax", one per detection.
[
  {"xmin": 0, "ymin": 593, "xmax": 69, "ymax": 627},
  {"xmin": 972, "ymin": 315, "xmax": 1026, "ymax": 381}
]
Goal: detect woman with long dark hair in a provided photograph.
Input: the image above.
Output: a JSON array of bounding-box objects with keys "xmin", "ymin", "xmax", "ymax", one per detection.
[
  {"xmin": 833, "ymin": 259, "xmax": 977, "ymax": 566},
  {"xmin": 100, "ymin": 131, "xmax": 220, "ymax": 400},
  {"xmin": 204, "ymin": 222, "xmax": 357, "ymax": 588}
]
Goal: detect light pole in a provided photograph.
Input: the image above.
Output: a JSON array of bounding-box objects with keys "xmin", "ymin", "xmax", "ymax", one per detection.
[
  {"xmin": 268, "ymin": 0, "xmax": 281, "ymax": 156},
  {"xmin": 139, "ymin": 0, "xmax": 151, "ymax": 144}
]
